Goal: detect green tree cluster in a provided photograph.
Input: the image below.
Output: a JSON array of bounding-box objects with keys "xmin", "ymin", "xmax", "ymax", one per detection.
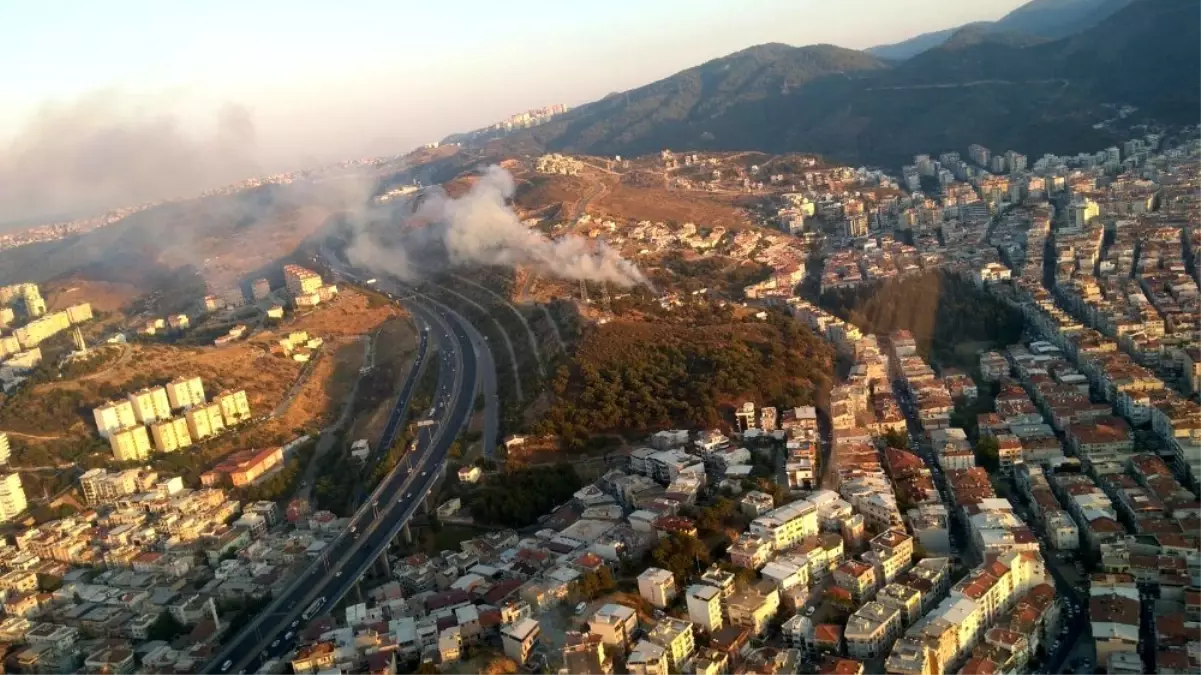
[
  {"xmin": 578, "ymin": 567, "xmax": 617, "ymax": 600},
  {"xmin": 695, "ymin": 497, "xmax": 736, "ymax": 535},
  {"xmin": 651, "ymin": 533, "xmax": 710, "ymax": 585},
  {"xmin": 819, "ymin": 270, "xmax": 1024, "ymax": 370},
  {"xmin": 976, "ymin": 435, "xmax": 1001, "ymax": 472},
  {"xmin": 467, "ymin": 464, "xmax": 582, "ymax": 528},
  {"xmin": 536, "ymin": 314, "xmax": 832, "ymax": 449},
  {"xmin": 147, "ymin": 612, "xmax": 187, "ymax": 642},
  {"xmin": 882, "ymin": 428, "xmax": 909, "ymax": 450}
]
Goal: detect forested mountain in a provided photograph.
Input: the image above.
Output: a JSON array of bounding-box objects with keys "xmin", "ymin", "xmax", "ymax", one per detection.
[
  {"xmin": 867, "ymin": 0, "xmax": 1134, "ymax": 60},
  {"xmin": 496, "ymin": 0, "xmax": 1195, "ymax": 169}
]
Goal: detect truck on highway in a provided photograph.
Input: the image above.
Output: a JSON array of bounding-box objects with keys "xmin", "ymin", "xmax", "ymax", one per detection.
[{"xmin": 301, "ymin": 597, "xmax": 326, "ymax": 621}]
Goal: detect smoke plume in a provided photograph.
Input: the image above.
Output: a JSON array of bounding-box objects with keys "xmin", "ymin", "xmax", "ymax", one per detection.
[
  {"xmin": 346, "ymin": 165, "xmax": 648, "ymax": 287},
  {"xmin": 0, "ymin": 91, "xmax": 261, "ymax": 229}
]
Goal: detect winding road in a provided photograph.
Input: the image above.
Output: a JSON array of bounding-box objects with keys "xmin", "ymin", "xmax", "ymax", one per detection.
[
  {"xmin": 204, "ymin": 266, "xmax": 478, "ymax": 675},
  {"xmin": 428, "ymin": 283, "xmax": 523, "ymax": 403}
]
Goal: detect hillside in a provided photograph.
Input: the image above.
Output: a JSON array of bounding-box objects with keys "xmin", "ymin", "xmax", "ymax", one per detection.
[
  {"xmin": 533, "ymin": 311, "xmax": 834, "ymax": 449},
  {"xmin": 513, "ymin": 0, "xmax": 1195, "ymax": 169},
  {"xmin": 867, "ymin": 0, "xmax": 1133, "ymax": 60},
  {"xmin": 487, "ymin": 43, "xmax": 888, "ymax": 156}
]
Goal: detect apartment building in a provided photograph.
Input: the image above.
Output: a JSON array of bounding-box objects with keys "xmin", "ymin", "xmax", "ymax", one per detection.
[
  {"xmin": 501, "ymin": 617, "xmax": 540, "ymax": 664},
  {"xmin": 109, "ymin": 426, "xmax": 151, "ymax": 462},
  {"xmin": 284, "ymin": 265, "xmax": 324, "ymax": 296},
  {"xmin": 0, "ymin": 431, "xmax": 9, "ymax": 464},
  {"xmin": 127, "ymin": 386, "xmax": 171, "ymax": 425},
  {"xmin": 0, "ymin": 473, "xmax": 27, "ymax": 521},
  {"xmin": 93, "ymin": 400, "xmax": 137, "ymax": 439},
  {"xmin": 1090, "ymin": 594, "xmax": 1139, "ymax": 666},
  {"xmin": 65, "ymin": 303, "xmax": 93, "ymax": 324},
  {"xmin": 637, "ymin": 568, "xmax": 676, "ymax": 608},
  {"xmin": 876, "ymin": 583, "xmax": 924, "ymax": 627},
  {"xmin": 845, "ymin": 601, "xmax": 902, "ymax": 658},
  {"xmin": 291, "ymin": 642, "xmax": 336, "ymax": 673},
  {"xmin": 1044, "ymin": 510, "xmax": 1080, "ymax": 550},
  {"xmin": 201, "ymin": 446, "xmax": 283, "ymax": 487},
  {"xmin": 149, "ymin": 417, "xmax": 192, "ymax": 453},
  {"xmin": 79, "ymin": 469, "xmax": 149, "ymax": 506},
  {"xmin": 215, "ymin": 389, "xmax": 252, "ymax": 425},
  {"xmin": 647, "ymin": 618, "xmax": 695, "ymax": 671},
  {"xmin": 13, "ymin": 310, "xmax": 70, "ymax": 349},
  {"xmin": 834, "ymin": 560, "xmax": 877, "ymax": 602},
  {"xmin": 627, "ymin": 640, "xmax": 669, "ymax": 675},
  {"xmin": 749, "ymin": 498, "xmax": 819, "ymax": 551},
  {"xmin": 726, "ymin": 581, "xmax": 781, "ymax": 637},
  {"xmin": 588, "ymin": 603, "xmax": 638, "ymax": 649},
  {"xmin": 185, "ymin": 403, "xmax": 227, "ymax": 441},
  {"xmin": 165, "ymin": 376, "xmax": 206, "ymax": 410},
  {"xmin": 686, "ymin": 584, "xmax": 724, "ymax": 634},
  {"xmin": 869, "ymin": 529, "xmax": 915, "ymax": 576}
]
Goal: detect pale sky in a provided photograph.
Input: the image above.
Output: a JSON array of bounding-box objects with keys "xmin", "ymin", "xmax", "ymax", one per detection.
[{"xmin": 0, "ymin": 0, "xmax": 1027, "ymax": 223}]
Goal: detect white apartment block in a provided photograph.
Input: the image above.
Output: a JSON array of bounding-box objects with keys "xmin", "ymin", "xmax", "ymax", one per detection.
[
  {"xmin": 500, "ymin": 617, "xmax": 539, "ymax": 664},
  {"xmin": 627, "ymin": 640, "xmax": 669, "ymax": 675},
  {"xmin": 110, "ymin": 426, "xmax": 151, "ymax": 462},
  {"xmin": 638, "ymin": 568, "xmax": 676, "ymax": 608},
  {"xmin": 685, "ymin": 584, "xmax": 723, "ymax": 634},
  {"xmin": 165, "ymin": 376, "xmax": 206, "ymax": 410},
  {"xmin": 215, "ymin": 390, "xmax": 252, "ymax": 425},
  {"xmin": 185, "ymin": 404, "xmax": 226, "ymax": 441},
  {"xmin": 93, "ymin": 400, "xmax": 137, "ymax": 439},
  {"xmin": 749, "ymin": 499, "xmax": 818, "ymax": 552},
  {"xmin": 127, "ymin": 386, "xmax": 171, "ymax": 425},
  {"xmin": 0, "ymin": 473, "xmax": 26, "ymax": 521},
  {"xmin": 845, "ymin": 601, "xmax": 902, "ymax": 659},
  {"xmin": 149, "ymin": 417, "xmax": 193, "ymax": 453},
  {"xmin": 588, "ymin": 603, "xmax": 637, "ymax": 648},
  {"xmin": 79, "ymin": 469, "xmax": 139, "ymax": 506},
  {"xmin": 646, "ymin": 618, "xmax": 695, "ymax": 671},
  {"xmin": 1044, "ymin": 510, "xmax": 1080, "ymax": 550}
]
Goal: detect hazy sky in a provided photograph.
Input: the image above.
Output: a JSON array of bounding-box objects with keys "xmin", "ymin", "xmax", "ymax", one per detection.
[{"xmin": 0, "ymin": 0, "xmax": 1027, "ymax": 223}]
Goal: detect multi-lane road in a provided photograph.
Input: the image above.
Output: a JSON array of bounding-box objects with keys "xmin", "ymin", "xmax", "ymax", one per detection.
[{"xmin": 205, "ymin": 272, "xmax": 481, "ymax": 674}]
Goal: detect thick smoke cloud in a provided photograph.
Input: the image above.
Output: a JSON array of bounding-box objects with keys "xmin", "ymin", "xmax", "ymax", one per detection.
[
  {"xmin": 346, "ymin": 165, "xmax": 648, "ymax": 288},
  {"xmin": 0, "ymin": 91, "xmax": 261, "ymax": 228}
]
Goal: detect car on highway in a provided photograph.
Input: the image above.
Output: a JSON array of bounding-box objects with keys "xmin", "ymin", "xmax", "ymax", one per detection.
[
  {"xmin": 285, "ymin": 631, "xmax": 294, "ymax": 640},
  {"xmin": 291, "ymin": 620, "xmax": 299, "ymax": 628},
  {"xmin": 271, "ymin": 639, "xmax": 280, "ymax": 648},
  {"xmin": 221, "ymin": 660, "xmax": 232, "ymax": 672}
]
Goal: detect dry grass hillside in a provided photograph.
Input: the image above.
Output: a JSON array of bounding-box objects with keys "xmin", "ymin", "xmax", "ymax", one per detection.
[
  {"xmin": 0, "ymin": 288, "xmax": 409, "ymax": 465},
  {"xmin": 42, "ymin": 277, "xmax": 142, "ymax": 313}
]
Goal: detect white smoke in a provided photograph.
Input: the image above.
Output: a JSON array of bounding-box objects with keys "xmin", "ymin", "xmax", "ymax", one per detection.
[{"xmin": 346, "ymin": 165, "xmax": 648, "ymax": 288}]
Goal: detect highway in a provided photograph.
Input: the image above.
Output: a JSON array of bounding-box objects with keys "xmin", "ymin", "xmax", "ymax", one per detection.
[{"xmin": 204, "ymin": 268, "xmax": 480, "ymax": 674}]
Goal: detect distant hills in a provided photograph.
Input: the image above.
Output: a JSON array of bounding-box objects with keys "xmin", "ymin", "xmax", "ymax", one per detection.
[
  {"xmin": 493, "ymin": 0, "xmax": 1197, "ymax": 170},
  {"xmin": 867, "ymin": 0, "xmax": 1134, "ymax": 60}
]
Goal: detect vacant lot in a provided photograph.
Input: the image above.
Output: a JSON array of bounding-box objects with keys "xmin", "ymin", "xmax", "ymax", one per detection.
[
  {"xmin": 591, "ymin": 182, "xmax": 753, "ymax": 229},
  {"xmin": 257, "ymin": 288, "xmax": 404, "ymax": 340},
  {"xmin": 42, "ymin": 277, "xmax": 142, "ymax": 313},
  {"xmin": 346, "ymin": 317, "xmax": 420, "ymax": 447}
]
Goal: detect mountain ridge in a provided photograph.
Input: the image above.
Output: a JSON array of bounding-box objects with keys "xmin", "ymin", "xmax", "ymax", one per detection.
[
  {"xmin": 866, "ymin": 0, "xmax": 1134, "ymax": 60},
  {"xmin": 482, "ymin": 0, "xmax": 1196, "ymax": 169}
]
